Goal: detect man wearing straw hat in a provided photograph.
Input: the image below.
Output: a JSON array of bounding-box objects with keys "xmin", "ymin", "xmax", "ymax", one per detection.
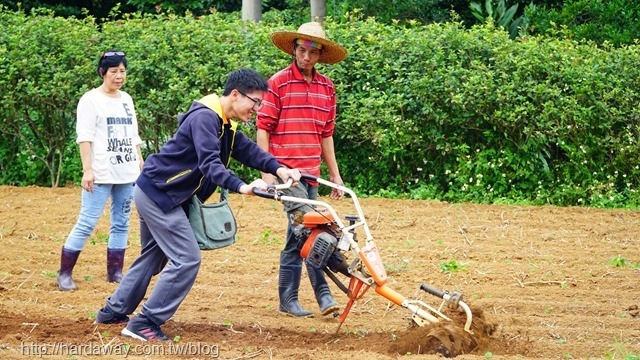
[{"xmin": 257, "ymin": 22, "xmax": 347, "ymax": 318}]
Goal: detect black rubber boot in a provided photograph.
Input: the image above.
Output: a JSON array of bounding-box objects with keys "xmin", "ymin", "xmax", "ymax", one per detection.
[
  {"xmin": 307, "ymin": 263, "xmax": 339, "ymax": 315},
  {"xmin": 56, "ymin": 247, "xmax": 80, "ymax": 291},
  {"xmin": 278, "ymin": 253, "xmax": 313, "ymax": 317},
  {"xmin": 106, "ymin": 248, "xmax": 126, "ymax": 283}
]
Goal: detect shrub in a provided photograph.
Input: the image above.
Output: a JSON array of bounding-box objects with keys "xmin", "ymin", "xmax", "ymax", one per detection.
[
  {"xmin": 2, "ymin": 8, "xmax": 640, "ymax": 208},
  {"xmin": 526, "ymin": 0, "xmax": 640, "ymax": 47}
]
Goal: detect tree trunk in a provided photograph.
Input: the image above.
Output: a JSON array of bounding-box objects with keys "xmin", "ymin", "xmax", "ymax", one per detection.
[
  {"xmin": 242, "ymin": 0, "xmax": 262, "ymax": 22},
  {"xmin": 310, "ymin": 0, "xmax": 326, "ymax": 23}
]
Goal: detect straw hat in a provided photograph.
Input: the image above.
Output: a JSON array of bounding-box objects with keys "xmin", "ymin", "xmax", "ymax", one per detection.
[{"xmin": 270, "ymin": 22, "xmax": 347, "ymax": 64}]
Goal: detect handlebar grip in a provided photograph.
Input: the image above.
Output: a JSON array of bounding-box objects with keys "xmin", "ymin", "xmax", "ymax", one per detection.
[
  {"xmin": 420, "ymin": 283, "xmax": 445, "ymax": 298},
  {"xmin": 300, "ymin": 173, "xmax": 317, "ymax": 182},
  {"xmin": 252, "ymin": 188, "xmax": 276, "ymax": 200}
]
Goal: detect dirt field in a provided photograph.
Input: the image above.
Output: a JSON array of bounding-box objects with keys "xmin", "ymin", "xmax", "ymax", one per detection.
[{"xmin": 1, "ymin": 185, "xmax": 639, "ymax": 359}]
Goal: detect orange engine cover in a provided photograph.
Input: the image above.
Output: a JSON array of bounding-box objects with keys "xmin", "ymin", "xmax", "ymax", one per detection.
[
  {"xmin": 302, "ymin": 209, "xmax": 334, "ymax": 227},
  {"xmin": 299, "ymin": 229, "xmax": 324, "ymax": 259}
]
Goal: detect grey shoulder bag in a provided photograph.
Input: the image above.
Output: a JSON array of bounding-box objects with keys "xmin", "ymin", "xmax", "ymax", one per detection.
[{"xmin": 188, "ymin": 189, "xmax": 237, "ymax": 250}]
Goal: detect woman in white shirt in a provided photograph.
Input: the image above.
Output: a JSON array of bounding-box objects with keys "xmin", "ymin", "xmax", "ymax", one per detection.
[{"xmin": 57, "ymin": 49, "xmax": 143, "ymax": 291}]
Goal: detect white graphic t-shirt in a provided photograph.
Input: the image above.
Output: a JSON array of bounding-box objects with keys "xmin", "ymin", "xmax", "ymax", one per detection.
[{"xmin": 76, "ymin": 88, "xmax": 142, "ymax": 184}]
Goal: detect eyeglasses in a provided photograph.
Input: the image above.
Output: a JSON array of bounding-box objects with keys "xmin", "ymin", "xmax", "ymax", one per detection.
[
  {"xmin": 237, "ymin": 90, "xmax": 263, "ymax": 110},
  {"xmin": 102, "ymin": 51, "xmax": 125, "ymax": 58}
]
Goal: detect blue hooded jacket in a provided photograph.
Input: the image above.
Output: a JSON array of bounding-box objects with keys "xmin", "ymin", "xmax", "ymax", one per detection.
[{"xmin": 136, "ymin": 97, "xmax": 282, "ymax": 213}]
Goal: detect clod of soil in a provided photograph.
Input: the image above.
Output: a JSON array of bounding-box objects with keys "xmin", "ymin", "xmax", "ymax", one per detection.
[{"xmin": 390, "ymin": 307, "xmax": 496, "ymax": 357}]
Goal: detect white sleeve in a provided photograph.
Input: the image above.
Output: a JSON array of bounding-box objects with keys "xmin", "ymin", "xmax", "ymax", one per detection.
[{"xmin": 76, "ymin": 92, "xmax": 97, "ymax": 143}]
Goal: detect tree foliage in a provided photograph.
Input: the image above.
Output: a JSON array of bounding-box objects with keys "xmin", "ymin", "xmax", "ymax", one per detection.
[
  {"xmin": 0, "ymin": 7, "xmax": 95, "ymax": 186},
  {"xmin": 526, "ymin": 0, "xmax": 640, "ymax": 47},
  {"xmin": 2, "ymin": 8, "xmax": 640, "ymax": 208},
  {"xmin": 2, "ymin": 0, "xmax": 637, "ymax": 48}
]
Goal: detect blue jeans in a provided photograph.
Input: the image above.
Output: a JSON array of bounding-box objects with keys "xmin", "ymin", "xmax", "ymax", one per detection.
[{"xmin": 64, "ymin": 183, "xmax": 135, "ymax": 251}]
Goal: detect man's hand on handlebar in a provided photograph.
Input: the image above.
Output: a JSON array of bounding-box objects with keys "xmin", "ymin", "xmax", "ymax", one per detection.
[
  {"xmin": 245, "ymin": 168, "xmax": 301, "ymax": 195},
  {"xmin": 239, "ymin": 179, "xmax": 270, "ymax": 195},
  {"xmin": 276, "ymin": 167, "xmax": 301, "ymax": 186},
  {"xmin": 329, "ymin": 174, "xmax": 345, "ymax": 200}
]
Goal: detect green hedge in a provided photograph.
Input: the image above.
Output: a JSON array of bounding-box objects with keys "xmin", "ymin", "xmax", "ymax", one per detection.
[
  {"xmin": 330, "ymin": 19, "xmax": 640, "ymax": 207},
  {"xmin": 1, "ymin": 8, "xmax": 640, "ymax": 207},
  {"xmin": 527, "ymin": 0, "xmax": 640, "ymax": 47}
]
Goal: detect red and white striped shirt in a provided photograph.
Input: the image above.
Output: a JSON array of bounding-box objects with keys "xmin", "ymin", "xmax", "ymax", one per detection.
[{"xmin": 257, "ymin": 62, "xmax": 337, "ymax": 177}]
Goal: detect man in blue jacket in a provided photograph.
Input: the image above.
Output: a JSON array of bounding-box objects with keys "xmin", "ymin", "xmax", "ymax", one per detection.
[{"xmin": 94, "ymin": 69, "xmax": 301, "ymax": 341}]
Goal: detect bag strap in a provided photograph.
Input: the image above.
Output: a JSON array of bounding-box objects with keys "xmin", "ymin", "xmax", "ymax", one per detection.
[
  {"xmin": 219, "ymin": 188, "xmax": 229, "ymax": 202},
  {"xmin": 192, "ymin": 187, "xmax": 229, "ymax": 206}
]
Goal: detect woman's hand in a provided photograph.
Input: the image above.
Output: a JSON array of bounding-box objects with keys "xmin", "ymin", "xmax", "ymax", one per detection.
[{"xmin": 82, "ymin": 169, "xmax": 95, "ymax": 192}]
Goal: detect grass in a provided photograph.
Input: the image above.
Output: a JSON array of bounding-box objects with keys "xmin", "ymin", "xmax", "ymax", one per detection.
[
  {"xmin": 41, "ymin": 270, "xmax": 56, "ymax": 278},
  {"xmin": 343, "ymin": 327, "xmax": 368, "ymax": 338},
  {"xmin": 609, "ymin": 255, "xmax": 640, "ymax": 268},
  {"xmin": 384, "ymin": 258, "xmax": 410, "ymax": 274},
  {"xmin": 252, "ymin": 229, "xmax": 282, "ymax": 246},
  {"xmin": 90, "ymin": 232, "xmax": 109, "ymax": 245},
  {"xmin": 603, "ymin": 337, "xmax": 640, "ymax": 359},
  {"xmin": 439, "ymin": 260, "xmax": 467, "ymax": 274}
]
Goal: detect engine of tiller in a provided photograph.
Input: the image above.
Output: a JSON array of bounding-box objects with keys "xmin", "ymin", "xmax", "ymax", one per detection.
[{"xmin": 293, "ymin": 209, "xmax": 351, "ymax": 278}]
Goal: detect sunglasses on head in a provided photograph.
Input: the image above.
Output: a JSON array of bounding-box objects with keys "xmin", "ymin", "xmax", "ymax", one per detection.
[{"xmin": 102, "ymin": 51, "xmax": 125, "ymax": 58}]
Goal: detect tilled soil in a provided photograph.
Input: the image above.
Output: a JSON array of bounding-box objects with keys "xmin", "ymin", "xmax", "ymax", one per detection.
[{"xmin": 1, "ymin": 185, "xmax": 639, "ymax": 359}]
